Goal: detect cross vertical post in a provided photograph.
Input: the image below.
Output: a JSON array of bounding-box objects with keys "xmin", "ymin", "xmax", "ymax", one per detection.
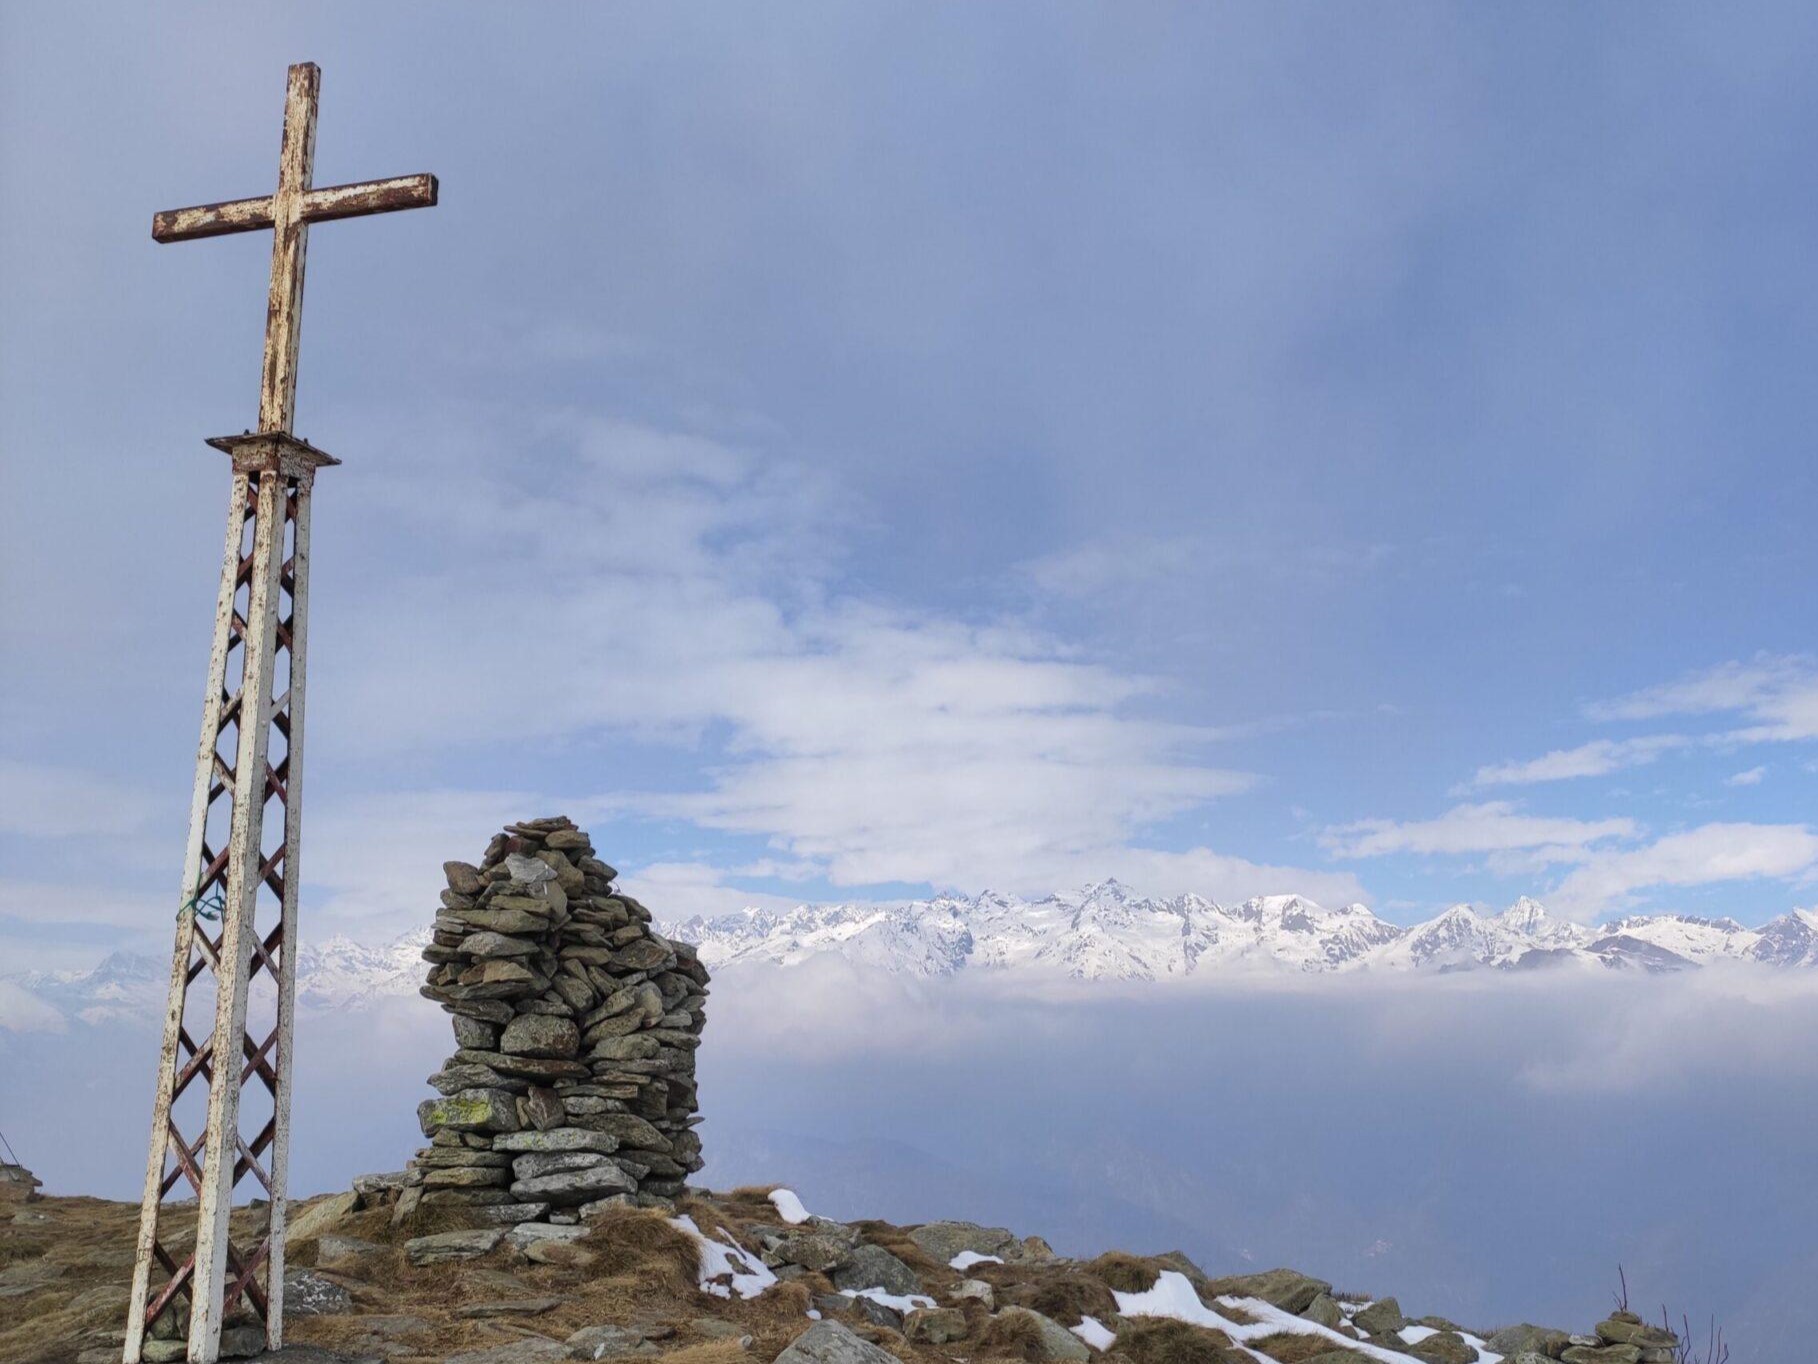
[{"xmin": 124, "ymin": 61, "xmax": 436, "ymax": 1364}]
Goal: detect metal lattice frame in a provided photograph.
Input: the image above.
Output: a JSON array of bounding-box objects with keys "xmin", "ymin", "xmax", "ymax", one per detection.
[
  {"xmin": 124, "ymin": 61, "xmax": 434, "ymax": 1364},
  {"xmin": 124, "ymin": 446, "xmax": 324, "ymax": 1360}
]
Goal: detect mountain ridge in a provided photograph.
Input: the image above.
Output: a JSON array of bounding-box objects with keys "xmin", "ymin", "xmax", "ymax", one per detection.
[{"xmin": 9, "ymin": 882, "xmax": 1815, "ymax": 1026}]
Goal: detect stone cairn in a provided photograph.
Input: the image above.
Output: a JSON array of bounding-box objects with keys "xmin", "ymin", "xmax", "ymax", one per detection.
[{"xmin": 396, "ymin": 817, "xmax": 708, "ymax": 1231}]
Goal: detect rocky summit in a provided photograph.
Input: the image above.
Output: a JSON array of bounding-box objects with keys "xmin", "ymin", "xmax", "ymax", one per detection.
[
  {"xmin": 401, "ymin": 817, "xmax": 710, "ymax": 1227},
  {"xmin": 0, "ymin": 1174, "xmax": 1680, "ymax": 1364}
]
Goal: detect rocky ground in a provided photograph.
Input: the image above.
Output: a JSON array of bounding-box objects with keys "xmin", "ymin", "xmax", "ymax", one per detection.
[{"xmin": 0, "ymin": 1164, "xmax": 1678, "ymax": 1364}]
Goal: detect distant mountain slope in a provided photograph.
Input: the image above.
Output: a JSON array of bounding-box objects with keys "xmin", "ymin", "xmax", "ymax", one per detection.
[{"xmin": 7, "ymin": 884, "xmax": 1814, "ymax": 1024}]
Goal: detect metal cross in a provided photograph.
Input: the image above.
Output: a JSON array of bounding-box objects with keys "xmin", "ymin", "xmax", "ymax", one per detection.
[
  {"xmin": 125, "ymin": 62, "xmax": 435, "ymax": 1364},
  {"xmin": 152, "ymin": 60, "xmax": 437, "ymax": 433}
]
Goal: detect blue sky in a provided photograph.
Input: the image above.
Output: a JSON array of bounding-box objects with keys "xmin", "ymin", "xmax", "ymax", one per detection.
[{"xmin": 4, "ymin": 3, "xmax": 1818, "ymax": 969}]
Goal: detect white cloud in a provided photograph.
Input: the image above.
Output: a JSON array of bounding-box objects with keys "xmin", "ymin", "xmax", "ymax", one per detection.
[
  {"xmin": 0, "ymin": 981, "xmax": 65, "ymax": 1034},
  {"xmin": 1726, "ymin": 766, "xmax": 1767, "ymax": 788},
  {"xmin": 1320, "ymin": 802, "xmax": 1636, "ymax": 860},
  {"xmin": 1551, "ymin": 822, "xmax": 1818, "ymax": 919},
  {"xmin": 1589, "ymin": 655, "xmax": 1818, "ymax": 743},
  {"xmin": 618, "ymin": 861, "xmax": 825, "ymax": 921},
  {"xmin": 304, "ymin": 413, "xmax": 1322, "ymax": 904},
  {"xmin": 1468, "ymin": 735, "xmax": 1689, "ymax": 788}
]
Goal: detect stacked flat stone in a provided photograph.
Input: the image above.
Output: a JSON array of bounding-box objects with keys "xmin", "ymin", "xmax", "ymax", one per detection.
[{"xmin": 397, "ymin": 817, "xmax": 708, "ymax": 1230}]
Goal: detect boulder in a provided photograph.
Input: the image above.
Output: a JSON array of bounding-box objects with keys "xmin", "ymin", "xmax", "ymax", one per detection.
[
  {"xmin": 831, "ymin": 1244, "xmax": 923, "ymax": 1297},
  {"xmin": 951, "ymin": 1279, "xmax": 995, "ymax": 1308},
  {"xmin": 1202, "ymin": 1268, "xmax": 1332, "ymax": 1315},
  {"xmin": 1301, "ymin": 1293, "xmax": 1343, "ymax": 1329},
  {"xmin": 1406, "ymin": 1332, "xmax": 1479, "ymax": 1364},
  {"xmin": 1351, "ymin": 1297, "xmax": 1405, "ymax": 1336},
  {"xmin": 992, "ymin": 1308, "xmax": 1091, "ymax": 1362},
  {"xmin": 1488, "ymin": 1325, "xmax": 1570, "ymax": 1357},
  {"xmin": 904, "ymin": 1308, "xmax": 968, "ymax": 1345},
  {"xmin": 771, "ymin": 1224, "xmax": 862, "ymax": 1273},
  {"xmin": 908, "ymin": 1220, "xmax": 1019, "ymax": 1265},
  {"xmin": 773, "ymin": 1321, "xmax": 904, "ymax": 1364},
  {"xmin": 1596, "ymin": 1316, "xmax": 1679, "ymax": 1349},
  {"xmin": 285, "ymin": 1191, "xmax": 358, "ymax": 1246}
]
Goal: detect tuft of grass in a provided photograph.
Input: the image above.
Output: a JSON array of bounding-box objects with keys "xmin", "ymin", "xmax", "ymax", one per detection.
[
  {"xmin": 1248, "ymin": 1332, "xmax": 1371, "ymax": 1363},
  {"xmin": 981, "ymin": 1308, "xmax": 1049, "ymax": 1361},
  {"xmin": 1114, "ymin": 1318, "xmax": 1248, "ymax": 1364},
  {"xmin": 578, "ymin": 1208, "xmax": 703, "ymax": 1290},
  {"xmin": 1085, "ymin": 1251, "xmax": 1168, "ymax": 1294},
  {"xmin": 990, "ymin": 1266, "xmax": 1117, "ymax": 1326},
  {"xmin": 726, "ymin": 1184, "xmax": 785, "ymax": 1201}
]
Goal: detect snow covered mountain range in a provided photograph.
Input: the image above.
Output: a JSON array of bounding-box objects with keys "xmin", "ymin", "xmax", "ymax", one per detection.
[
  {"xmin": 668, "ymin": 879, "xmax": 1818, "ymax": 979},
  {"xmin": 9, "ymin": 880, "xmax": 1816, "ymax": 1027}
]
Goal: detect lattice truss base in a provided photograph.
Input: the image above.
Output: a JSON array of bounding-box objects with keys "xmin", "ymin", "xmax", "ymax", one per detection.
[{"xmin": 125, "ymin": 437, "xmax": 332, "ymax": 1364}]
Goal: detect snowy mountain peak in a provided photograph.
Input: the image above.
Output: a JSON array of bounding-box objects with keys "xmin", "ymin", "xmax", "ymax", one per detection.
[{"xmin": 7, "ymin": 890, "xmax": 1814, "ymax": 1027}]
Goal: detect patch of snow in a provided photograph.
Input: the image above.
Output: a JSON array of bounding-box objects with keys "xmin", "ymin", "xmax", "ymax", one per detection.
[
  {"xmin": 1072, "ymin": 1316, "xmax": 1116, "ymax": 1351},
  {"xmin": 1400, "ymin": 1325, "xmax": 1438, "ymax": 1344},
  {"xmin": 669, "ymin": 1215, "xmax": 777, "ymax": 1300},
  {"xmin": 950, "ymin": 1250, "xmax": 1004, "ymax": 1270},
  {"xmin": 806, "ymin": 1310, "xmax": 821, "ymax": 1321},
  {"xmin": 841, "ymin": 1288, "xmax": 935, "ymax": 1314},
  {"xmin": 1113, "ymin": 1272, "xmax": 1427, "ymax": 1364},
  {"xmin": 769, "ymin": 1188, "xmax": 812, "ymax": 1224}
]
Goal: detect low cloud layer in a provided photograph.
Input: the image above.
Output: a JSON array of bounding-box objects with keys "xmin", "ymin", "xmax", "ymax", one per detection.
[{"xmin": 6, "ymin": 964, "xmax": 1813, "ymax": 1362}]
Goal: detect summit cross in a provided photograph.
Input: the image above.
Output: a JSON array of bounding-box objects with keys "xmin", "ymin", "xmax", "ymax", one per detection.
[
  {"xmin": 124, "ymin": 62, "xmax": 437, "ymax": 1364},
  {"xmin": 151, "ymin": 59, "xmax": 438, "ymax": 433}
]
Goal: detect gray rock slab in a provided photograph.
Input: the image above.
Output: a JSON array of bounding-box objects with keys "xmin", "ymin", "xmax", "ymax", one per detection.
[
  {"xmin": 907, "ymin": 1220, "xmax": 1018, "ymax": 1266},
  {"xmin": 512, "ymin": 1151, "xmax": 610, "ymax": 1181},
  {"xmin": 283, "ymin": 1269, "xmax": 354, "ymax": 1317},
  {"xmin": 511, "ymin": 1163, "xmax": 637, "ymax": 1204},
  {"xmin": 773, "ymin": 1321, "xmax": 904, "ymax": 1364},
  {"xmin": 830, "ymin": 1244, "xmax": 922, "ymax": 1297},
  {"xmin": 564, "ymin": 1324, "xmax": 660, "ymax": 1360},
  {"xmin": 404, "ymin": 1228, "xmax": 503, "ymax": 1265},
  {"xmin": 493, "ymin": 1128, "xmax": 619, "ymax": 1155}
]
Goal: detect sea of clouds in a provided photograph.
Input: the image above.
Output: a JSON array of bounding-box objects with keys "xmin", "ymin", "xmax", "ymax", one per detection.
[{"xmin": 4, "ymin": 964, "xmax": 1814, "ymax": 1362}]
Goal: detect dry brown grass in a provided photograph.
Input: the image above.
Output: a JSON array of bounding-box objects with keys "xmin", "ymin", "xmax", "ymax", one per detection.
[
  {"xmin": 1086, "ymin": 1251, "xmax": 1171, "ymax": 1294},
  {"xmin": 663, "ymin": 1341, "xmax": 755, "ymax": 1364},
  {"xmin": 0, "ymin": 1186, "xmax": 1372, "ymax": 1364},
  {"xmin": 579, "ymin": 1209, "xmax": 703, "ymax": 1290},
  {"xmin": 981, "ymin": 1262, "xmax": 1118, "ymax": 1327},
  {"xmin": 1113, "ymin": 1318, "xmax": 1249, "ymax": 1364},
  {"xmin": 980, "ymin": 1307, "xmax": 1048, "ymax": 1361},
  {"xmin": 1248, "ymin": 1332, "xmax": 1370, "ymax": 1363}
]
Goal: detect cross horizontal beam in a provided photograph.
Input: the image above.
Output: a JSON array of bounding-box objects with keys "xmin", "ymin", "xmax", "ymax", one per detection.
[{"xmin": 152, "ymin": 173, "xmax": 438, "ymax": 243}]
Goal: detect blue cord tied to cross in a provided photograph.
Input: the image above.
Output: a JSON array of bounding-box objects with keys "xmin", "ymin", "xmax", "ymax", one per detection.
[{"xmin": 181, "ymin": 877, "xmax": 227, "ymax": 922}]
